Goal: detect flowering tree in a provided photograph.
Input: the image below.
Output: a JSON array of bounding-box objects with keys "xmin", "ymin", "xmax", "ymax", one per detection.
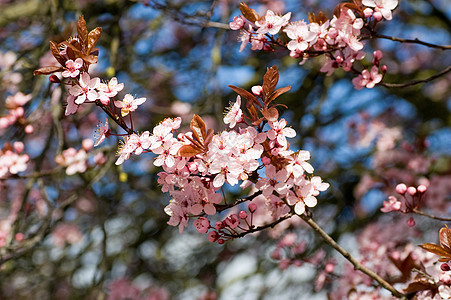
[{"xmin": 1, "ymin": 0, "xmax": 451, "ymax": 299}]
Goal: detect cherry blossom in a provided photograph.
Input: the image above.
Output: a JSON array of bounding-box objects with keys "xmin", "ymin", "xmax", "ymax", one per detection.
[
  {"xmin": 255, "ymin": 10, "xmax": 291, "ymax": 35},
  {"xmin": 114, "ymin": 94, "xmax": 146, "ymax": 117},
  {"xmin": 62, "ymin": 58, "xmax": 83, "ymax": 78},
  {"xmin": 69, "ymin": 73, "xmax": 100, "ymax": 104},
  {"xmin": 267, "ymin": 118, "xmax": 296, "ymax": 147},
  {"xmin": 284, "ymin": 21, "xmax": 316, "ymax": 52},
  {"xmin": 362, "ymin": 0, "xmax": 398, "ymax": 20},
  {"xmin": 93, "ymin": 118, "xmax": 110, "ymax": 147},
  {"xmin": 223, "ymin": 95, "xmax": 243, "ymax": 128},
  {"xmin": 97, "ymin": 77, "xmax": 124, "ymax": 105},
  {"xmin": 352, "ymin": 66, "xmax": 383, "ymax": 89}
]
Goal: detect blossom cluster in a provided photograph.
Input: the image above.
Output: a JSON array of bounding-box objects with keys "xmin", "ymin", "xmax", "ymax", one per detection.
[
  {"xmin": 230, "ymin": 1, "xmax": 396, "ymax": 89},
  {"xmin": 0, "ymin": 142, "xmax": 29, "ymax": 178},
  {"xmin": 0, "ymin": 92, "xmax": 33, "ymax": 133}
]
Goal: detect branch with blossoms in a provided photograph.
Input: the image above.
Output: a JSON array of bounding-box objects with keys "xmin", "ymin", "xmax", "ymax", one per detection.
[{"xmin": 229, "ymin": 1, "xmax": 451, "ymax": 90}]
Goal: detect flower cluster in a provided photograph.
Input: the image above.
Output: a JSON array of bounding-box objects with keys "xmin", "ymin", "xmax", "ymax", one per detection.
[
  {"xmin": 108, "ymin": 68, "xmax": 329, "ymax": 238},
  {"xmin": 381, "ymin": 183, "xmax": 428, "ymax": 226},
  {"xmin": 230, "ymin": 2, "xmax": 394, "ymax": 89},
  {"xmin": 0, "ymin": 142, "xmax": 29, "ymax": 178},
  {"xmin": 0, "ymin": 92, "xmax": 33, "ymax": 133}
]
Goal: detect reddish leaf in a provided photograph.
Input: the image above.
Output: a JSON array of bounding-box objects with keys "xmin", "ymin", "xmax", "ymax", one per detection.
[
  {"xmin": 419, "ymin": 243, "xmax": 451, "ymax": 259},
  {"xmin": 262, "ymin": 66, "xmax": 279, "ymax": 103},
  {"xmin": 439, "ymin": 226, "xmax": 451, "ymax": 252},
  {"xmin": 204, "ymin": 128, "xmax": 214, "ymax": 148},
  {"xmin": 267, "ymin": 86, "xmax": 291, "ymax": 104},
  {"xmin": 228, "ymin": 85, "xmax": 261, "ymax": 108},
  {"xmin": 81, "ymin": 54, "xmax": 98, "ymax": 64},
  {"xmin": 239, "ymin": 2, "xmax": 259, "ymax": 23},
  {"xmin": 33, "ymin": 66, "xmax": 65, "ymax": 76},
  {"xmin": 308, "ymin": 12, "xmax": 328, "ymax": 24},
  {"xmin": 177, "ymin": 145, "xmax": 203, "ymax": 158},
  {"xmin": 261, "ymin": 107, "xmax": 279, "ymax": 122},
  {"xmin": 404, "ymin": 279, "xmax": 437, "ymax": 294},
  {"xmin": 49, "ymin": 41, "xmax": 66, "ymax": 66},
  {"xmin": 247, "ymin": 105, "xmax": 260, "ymax": 122},
  {"xmin": 190, "ymin": 114, "xmax": 207, "ymax": 144},
  {"xmin": 77, "ymin": 16, "xmax": 89, "ymax": 53},
  {"xmin": 87, "ymin": 27, "xmax": 102, "ymax": 54}
]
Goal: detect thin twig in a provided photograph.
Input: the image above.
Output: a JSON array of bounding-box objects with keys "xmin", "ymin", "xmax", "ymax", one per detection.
[
  {"xmin": 413, "ymin": 208, "xmax": 451, "ymax": 222},
  {"xmin": 369, "ymin": 33, "xmax": 451, "ymax": 50},
  {"xmin": 379, "ymin": 66, "xmax": 451, "ymax": 88},
  {"xmin": 299, "ymin": 213, "xmax": 406, "ymax": 299}
]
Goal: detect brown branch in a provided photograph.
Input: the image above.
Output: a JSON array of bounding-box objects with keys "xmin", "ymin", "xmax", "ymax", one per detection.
[
  {"xmin": 226, "ymin": 213, "xmax": 294, "ymax": 238},
  {"xmin": 369, "ymin": 33, "xmax": 451, "ymax": 50},
  {"xmin": 413, "ymin": 208, "xmax": 451, "ymax": 222},
  {"xmin": 216, "ymin": 190, "xmax": 262, "ymax": 212},
  {"xmin": 299, "ymin": 213, "xmax": 406, "ymax": 299},
  {"xmin": 379, "ymin": 66, "xmax": 451, "ymax": 88}
]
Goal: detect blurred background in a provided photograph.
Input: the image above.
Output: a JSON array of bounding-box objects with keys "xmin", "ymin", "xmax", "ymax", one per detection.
[{"xmin": 0, "ymin": 0, "xmax": 450, "ymax": 299}]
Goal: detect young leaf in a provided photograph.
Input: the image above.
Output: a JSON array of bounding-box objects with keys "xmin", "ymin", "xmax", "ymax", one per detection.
[
  {"xmin": 190, "ymin": 114, "xmax": 207, "ymax": 144},
  {"xmin": 404, "ymin": 279, "xmax": 437, "ymax": 294},
  {"xmin": 439, "ymin": 225, "xmax": 451, "ymax": 252},
  {"xmin": 177, "ymin": 145, "xmax": 203, "ymax": 158},
  {"xmin": 419, "ymin": 243, "xmax": 451, "ymax": 261},
  {"xmin": 267, "ymin": 86, "xmax": 291, "ymax": 104},
  {"xmin": 87, "ymin": 27, "xmax": 102, "ymax": 54},
  {"xmin": 77, "ymin": 16, "xmax": 89, "ymax": 53},
  {"xmin": 50, "ymin": 41, "xmax": 67, "ymax": 66},
  {"xmin": 262, "ymin": 66, "xmax": 279, "ymax": 103},
  {"xmin": 228, "ymin": 85, "xmax": 261, "ymax": 108},
  {"xmin": 261, "ymin": 107, "xmax": 279, "ymax": 122},
  {"xmin": 33, "ymin": 66, "xmax": 65, "ymax": 76},
  {"xmin": 239, "ymin": 2, "xmax": 259, "ymax": 23}
]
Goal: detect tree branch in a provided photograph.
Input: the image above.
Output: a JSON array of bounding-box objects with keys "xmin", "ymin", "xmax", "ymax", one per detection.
[
  {"xmin": 379, "ymin": 66, "xmax": 451, "ymax": 88},
  {"xmin": 299, "ymin": 213, "xmax": 406, "ymax": 299},
  {"xmin": 413, "ymin": 208, "xmax": 451, "ymax": 222},
  {"xmin": 369, "ymin": 33, "xmax": 451, "ymax": 50}
]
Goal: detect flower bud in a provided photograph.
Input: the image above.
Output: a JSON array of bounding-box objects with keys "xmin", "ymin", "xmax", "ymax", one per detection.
[
  {"xmin": 218, "ymin": 239, "xmax": 225, "ymax": 244},
  {"xmin": 251, "ymin": 85, "xmax": 263, "ymax": 96},
  {"xmin": 25, "ymin": 124, "xmax": 34, "ymax": 134},
  {"xmin": 381, "ymin": 65, "xmax": 387, "ymax": 73},
  {"xmin": 407, "ymin": 186, "xmax": 417, "ymax": 196},
  {"xmin": 407, "ymin": 216, "xmax": 415, "ymax": 227},
  {"xmin": 208, "ymin": 231, "xmax": 219, "ymax": 242},
  {"xmin": 373, "ymin": 11, "xmax": 382, "ymax": 21},
  {"xmin": 417, "ymin": 185, "xmax": 427, "ymax": 193},
  {"xmin": 395, "ymin": 183, "xmax": 407, "ymax": 195},
  {"xmin": 238, "ymin": 210, "xmax": 248, "ymax": 219},
  {"xmin": 363, "ymin": 8, "xmax": 373, "ymax": 18},
  {"xmin": 248, "ymin": 202, "xmax": 257, "ymax": 213}
]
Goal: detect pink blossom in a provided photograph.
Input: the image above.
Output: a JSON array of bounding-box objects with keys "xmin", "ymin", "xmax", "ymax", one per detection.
[
  {"xmin": 65, "ymin": 95, "xmax": 79, "ymax": 116},
  {"xmin": 62, "ymin": 58, "xmax": 83, "ymax": 78},
  {"xmin": 267, "ymin": 118, "xmax": 296, "ymax": 148},
  {"xmin": 255, "ymin": 10, "xmax": 291, "ymax": 35},
  {"xmin": 284, "ymin": 21, "xmax": 316, "ymax": 52},
  {"xmin": 114, "ymin": 94, "xmax": 146, "ymax": 117},
  {"xmin": 380, "ymin": 195, "xmax": 402, "ymax": 212},
  {"xmin": 193, "ymin": 217, "xmax": 210, "ymax": 233},
  {"xmin": 223, "ymin": 95, "xmax": 243, "ymax": 128},
  {"xmin": 98, "ymin": 77, "xmax": 124, "ymax": 105},
  {"xmin": 94, "ymin": 118, "xmax": 110, "ymax": 147},
  {"xmin": 69, "ymin": 73, "xmax": 100, "ymax": 104},
  {"xmin": 55, "ymin": 148, "xmax": 88, "ymax": 175},
  {"xmin": 229, "ymin": 16, "xmax": 245, "ymax": 30},
  {"xmin": 362, "ymin": 0, "xmax": 398, "ymax": 20},
  {"xmin": 352, "ymin": 66, "xmax": 383, "ymax": 89}
]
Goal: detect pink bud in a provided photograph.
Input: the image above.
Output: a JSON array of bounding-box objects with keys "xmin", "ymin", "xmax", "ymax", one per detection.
[
  {"xmin": 251, "ymin": 85, "xmax": 263, "ymax": 96},
  {"xmin": 373, "ymin": 11, "xmax": 382, "ymax": 21},
  {"xmin": 248, "ymin": 202, "xmax": 257, "ymax": 213},
  {"xmin": 395, "ymin": 183, "xmax": 407, "ymax": 195},
  {"xmin": 262, "ymin": 156, "xmax": 271, "ymax": 165},
  {"xmin": 16, "ymin": 107, "xmax": 24, "ymax": 117},
  {"xmin": 441, "ymin": 263, "xmax": 451, "ymax": 272},
  {"xmin": 82, "ymin": 139, "xmax": 94, "ymax": 151},
  {"xmin": 381, "ymin": 65, "xmax": 387, "ymax": 73},
  {"xmin": 325, "ymin": 263, "xmax": 334, "ymax": 273},
  {"xmin": 229, "ymin": 16, "xmax": 245, "ymax": 30},
  {"xmin": 373, "ymin": 50, "xmax": 383, "ymax": 61},
  {"xmin": 238, "ymin": 210, "xmax": 248, "ymax": 219},
  {"xmin": 417, "ymin": 185, "xmax": 427, "ymax": 193},
  {"xmin": 363, "ymin": 8, "xmax": 373, "ymax": 18},
  {"xmin": 24, "ymin": 124, "xmax": 34, "ymax": 134},
  {"xmin": 218, "ymin": 239, "xmax": 225, "ymax": 244},
  {"xmin": 13, "ymin": 141, "xmax": 24, "ymax": 153},
  {"xmin": 15, "ymin": 233, "xmax": 24, "ymax": 242},
  {"xmin": 407, "ymin": 186, "xmax": 417, "ymax": 196},
  {"xmin": 407, "ymin": 216, "xmax": 415, "ymax": 227}
]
